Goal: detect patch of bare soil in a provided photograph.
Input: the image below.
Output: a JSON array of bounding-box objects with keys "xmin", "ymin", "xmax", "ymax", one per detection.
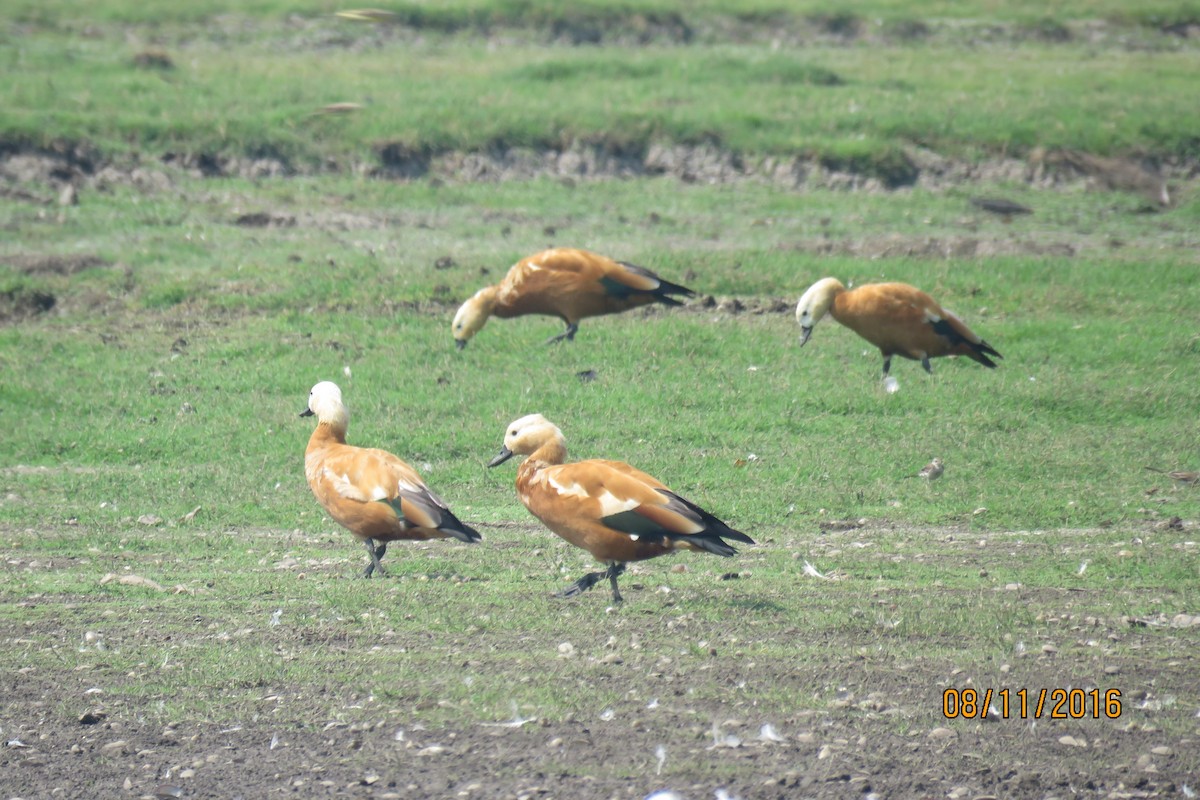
[
  {"xmin": 3, "ymin": 525, "xmax": 1199, "ymax": 799},
  {"xmin": 0, "ymin": 287, "xmax": 57, "ymax": 323},
  {"xmin": 257, "ymin": 10, "xmax": 1200, "ymax": 49},
  {"xmin": 2, "ymin": 620, "xmax": 1196, "ymax": 799},
  {"xmin": 0, "ymin": 254, "xmax": 115, "ymax": 323},
  {"xmin": 785, "ymin": 234, "xmax": 1080, "ymax": 259},
  {"xmin": 0, "ymin": 140, "xmax": 1187, "ymax": 207},
  {"xmin": 1, "ymin": 253, "xmax": 112, "ymax": 277}
]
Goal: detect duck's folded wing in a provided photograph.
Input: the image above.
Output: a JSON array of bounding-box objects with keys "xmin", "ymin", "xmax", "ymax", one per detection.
[
  {"xmin": 318, "ymin": 447, "xmax": 480, "ymax": 540},
  {"xmin": 550, "ymin": 461, "xmax": 752, "ymax": 552}
]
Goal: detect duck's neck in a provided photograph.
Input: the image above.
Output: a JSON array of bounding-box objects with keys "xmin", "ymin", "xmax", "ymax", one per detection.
[
  {"xmin": 307, "ymin": 420, "xmax": 347, "ymax": 452},
  {"xmin": 476, "ymin": 285, "xmax": 500, "ymax": 313},
  {"xmin": 520, "ymin": 439, "xmax": 567, "ymax": 474}
]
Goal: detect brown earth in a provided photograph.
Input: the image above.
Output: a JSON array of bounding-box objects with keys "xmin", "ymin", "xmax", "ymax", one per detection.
[
  {"xmin": 0, "ymin": 138, "xmax": 1186, "ymax": 207},
  {"xmin": 3, "ymin": 605, "xmax": 1196, "ymax": 800},
  {"xmin": 2, "ymin": 525, "xmax": 1198, "ymax": 800}
]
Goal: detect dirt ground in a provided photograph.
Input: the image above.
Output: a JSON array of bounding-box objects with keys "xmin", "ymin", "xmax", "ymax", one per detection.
[
  {"xmin": 2, "ymin": 639, "xmax": 1196, "ymax": 799},
  {"xmin": 3, "ymin": 540, "xmax": 1198, "ymax": 800}
]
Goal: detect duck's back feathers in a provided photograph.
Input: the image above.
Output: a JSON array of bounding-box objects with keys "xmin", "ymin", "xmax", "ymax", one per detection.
[
  {"xmin": 307, "ymin": 442, "xmax": 481, "ymax": 544},
  {"xmin": 605, "ymin": 261, "xmax": 694, "ymax": 305},
  {"xmin": 497, "ymin": 248, "xmax": 693, "ymax": 322},
  {"xmin": 831, "ymin": 282, "xmax": 1002, "ymax": 367},
  {"xmin": 520, "ymin": 458, "xmax": 752, "ymax": 562},
  {"xmin": 930, "ymin": 313, "xmax": 1002, "ymax": 367}
]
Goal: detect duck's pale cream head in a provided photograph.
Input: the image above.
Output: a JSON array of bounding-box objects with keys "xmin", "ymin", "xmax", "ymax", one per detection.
[
  {"xmin": 301, "ymin": 381, "xmax": 349, "ymax": 429},
  {"xmin": 795, "ymin": 277, "xmax": 846, "ymax": 346},
  {"xmin": 487, "ymin": 413, "xmax": 564, "ymax": 467},
  {"xmin": 452, "ymin": 287, "xmax": 499, "ymax": 350}
]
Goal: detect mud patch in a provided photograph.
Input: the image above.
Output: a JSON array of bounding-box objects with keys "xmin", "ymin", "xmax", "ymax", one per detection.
[
  {"xmin": 784, "ymin": 234, "xmax": 1079, "ymax": 259},
  {"xmin": 0, "ymin": 140, "xmax": 1188, "ymax": 202},
  {"xmin": 233, "ymin": 211, "xmax": 297, "ymax": 228},
  {"xmin": 2, "ymin": 253, "xmax": 112, "ymax": 277},
  {"xmin": 0, "ymin": 287, "xmax": 56, "ymax": 322}
]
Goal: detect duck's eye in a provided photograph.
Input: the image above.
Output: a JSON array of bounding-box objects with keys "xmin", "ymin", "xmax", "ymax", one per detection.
[{"xmin": 508, "ymin": 429, "xmax": 516, "ymax": 437}]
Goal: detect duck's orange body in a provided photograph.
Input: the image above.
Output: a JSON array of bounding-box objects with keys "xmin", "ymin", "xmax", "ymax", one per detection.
[
  {"xmin": 302, "ymin": 382, "xmax": 480, "ymax": 577},
  {"xmin": 796, "ymin": 278, "xmax": 1001, "ymax": 376},
  {"xmin": 453, "ymin": 248, "xmax": 693, "ymax": 347},
  {"xmin": 488, "ymin": 415, "xmax": 752, "ymax": 602}
]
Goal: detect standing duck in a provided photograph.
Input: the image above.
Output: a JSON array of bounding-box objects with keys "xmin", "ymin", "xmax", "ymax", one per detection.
[
  {"xmin": 795, "ymin": 278, "xmax": 1002, "ymax": 377},
  {"xmin": 301, "ymin": 381, "xmax": 481, "ymax": 577},
  {"xmin": 487, "ymin": 414, "xmax": 753, "ymax": 603},
  {"xmin": 452, "ymin": 248, "xmax": 693, "ymax": 348}
]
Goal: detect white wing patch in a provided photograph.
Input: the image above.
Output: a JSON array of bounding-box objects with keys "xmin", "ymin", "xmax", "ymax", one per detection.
[
  {"xmin": 593, "ymin": 489, "xmax": 640, "ymax": 517},
  {"xmin": 371, "ymin": 486, "xmax": 389, "ymax": 501},
  {"xmin": 548, "ymin": 475, "xmax": 589, "ymax": 499},
  {"xmin": 326, "ymin": 469, "xmax": 369, "ymax": 502},
  {"xmin": 547, "ymin": 477, "xmax": 640, "ymax": 516}
]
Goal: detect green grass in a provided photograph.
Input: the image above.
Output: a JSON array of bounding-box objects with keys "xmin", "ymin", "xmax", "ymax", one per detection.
[
  {"xmin": 3, "ymin": 8, "xmax": 1200, "ymax": 169},
  {"xmin": 2, "ymin": 177, "xmax": 1199, "ymax": 535},
  {"xmin": 8, "ymin": 0, "xmax": 1200, "ymax": 28}
]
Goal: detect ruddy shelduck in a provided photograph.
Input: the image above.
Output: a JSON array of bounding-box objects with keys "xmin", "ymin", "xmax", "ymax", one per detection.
[
  {"xmin": 301, "ymin": 381, "xmax": 481, "ymax": 577},
  {"xmin": 452, "ymin": 247, "xmax": 694, "ymax": 348},
  {"xmin": 486, "ymin": 414, "xmax": 753, "ymax": 603},
  {"xmin": 795, "ymin": 278, "xmax": 1002, "ymax": 377}
]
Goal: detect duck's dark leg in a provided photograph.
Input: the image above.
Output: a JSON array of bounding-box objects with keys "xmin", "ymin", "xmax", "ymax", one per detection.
[
  {"xmin": 881, "ymin": 355, "xmax": 893, "ymax": 378},
  {"xmin": 605, "ymin": 562, "xmax": 626, "ymax": 604},
  {"xmin": 921, "ymin": 356, "xmax": 933, "ymax": 375},
  {"xmin": 558, "ymin": 569, "xmax": 605, "ymax": 597},
  {"xmin": 546, "ymin": 322, "xmax": 579, "ymax": 345},
  {"xmin": 558, "ymin": 562, "xmax": 625, "ymax": 600},
  {"xmin": 361, "ymin": 538, "xmax": 388, "ymax": 578}
]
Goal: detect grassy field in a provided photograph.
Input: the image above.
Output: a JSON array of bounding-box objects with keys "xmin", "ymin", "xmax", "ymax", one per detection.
[
  {"xmin": 4, "ymin": 2, "xmax": 1200, "ymax": 171},
  {"xmin": 2, "ymin": 1, "xmax": 1200, "ymax": 798}
]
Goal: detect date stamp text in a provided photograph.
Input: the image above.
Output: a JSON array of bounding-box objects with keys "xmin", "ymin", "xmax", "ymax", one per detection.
[{"xmin": 942, "ymin": 688, "xmax": 1122, "ymax": 720}]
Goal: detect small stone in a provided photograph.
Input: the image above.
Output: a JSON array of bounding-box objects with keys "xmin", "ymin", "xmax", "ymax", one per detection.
[
  {"xmin": 100, "ymin": 739, "xmax": 128, "ymax": 754},
  {"xmin": 928, "ymin": 727, "xmax": 956, "ymax": 740},
  {"xmin": 1057, "ymin": 735, "xmax": 1087, "ymax": 748}
]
